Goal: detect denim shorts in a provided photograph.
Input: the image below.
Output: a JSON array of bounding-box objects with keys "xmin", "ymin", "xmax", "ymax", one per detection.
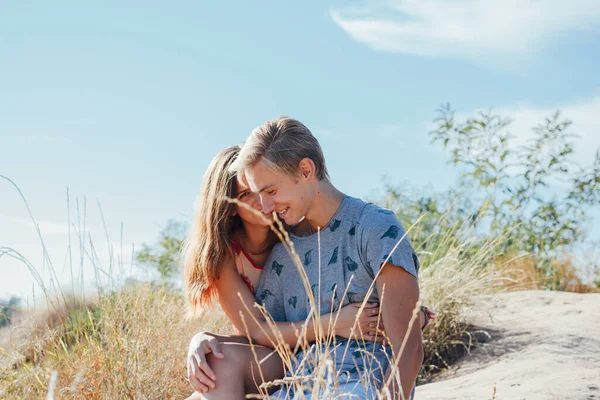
[
  {"xmin": 271, "ymin": 380, "xmax": 377, "ymax": 399},
  {"xmin": 270, "ymin": 382, "xmax": 415, "ymax": 399}
]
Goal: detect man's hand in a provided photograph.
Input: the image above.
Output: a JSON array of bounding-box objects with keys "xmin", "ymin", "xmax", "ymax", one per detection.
[{"xmin": 186, "ymin": 331, "xmax": 225, "ymax": 394}]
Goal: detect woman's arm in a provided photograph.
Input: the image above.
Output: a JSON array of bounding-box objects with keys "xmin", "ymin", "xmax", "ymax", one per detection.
[{"xmin": 214, "ymin": 260, "xmax": 383, "ymax": 348}]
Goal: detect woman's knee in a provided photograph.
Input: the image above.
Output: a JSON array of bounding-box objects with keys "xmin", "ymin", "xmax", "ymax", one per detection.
[
  {"xmin": 205, "ymin": 342, "xmax": 284, "ymax": 394},
  {"xmin": 206, "ymin": 342, "xmax": 248, "ymax": 375}
]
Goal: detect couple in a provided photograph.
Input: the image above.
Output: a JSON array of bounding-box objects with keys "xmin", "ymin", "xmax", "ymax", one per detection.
[{"xmin": 183, "ymin": 117, "xmax": 428, "ymax": 399}]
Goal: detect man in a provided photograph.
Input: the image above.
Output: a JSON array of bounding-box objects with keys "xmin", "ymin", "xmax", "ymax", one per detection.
[{"xmin": 230, "ymin": 116, "xmax": 423, "ymax": 399}]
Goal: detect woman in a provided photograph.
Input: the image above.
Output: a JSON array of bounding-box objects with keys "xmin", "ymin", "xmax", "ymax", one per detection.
[{"xmin": 183, "ymin": 145, "xmax": 433, "ymax": 399}]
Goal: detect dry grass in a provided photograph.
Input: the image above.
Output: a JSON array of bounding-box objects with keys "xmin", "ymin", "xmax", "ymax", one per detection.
[
  {"xmin": 1, "ymin": 179, "xmax": 596, "ymax": 399},
  {"xmin": 417, "ymin": 239, "xmax": 501, "ymax": 380},
  {"xmin": 494, "ymin": 254, "xmax": 600, "ymax": 294},
  {"xmin": 0, "ymin": 194, "xmax": 500, "ymax": 399},
  {"xmin": 0, "ymin": 284, "xmax": 231, "ymax": 399}
]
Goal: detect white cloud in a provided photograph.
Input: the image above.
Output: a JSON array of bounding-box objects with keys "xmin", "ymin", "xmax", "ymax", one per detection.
[
  {"xmin": 330, "ymin": 0, "xmax": 600, "ymax": 60},
  {"xmin": 490, "ymin": 96, "xmax": 600, "ymax": 164}
]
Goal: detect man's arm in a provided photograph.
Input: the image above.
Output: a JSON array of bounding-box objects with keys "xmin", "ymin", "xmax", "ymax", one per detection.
[{"xmin": 376, "ymin": 262, "xmax": 423, "ymax": 400}]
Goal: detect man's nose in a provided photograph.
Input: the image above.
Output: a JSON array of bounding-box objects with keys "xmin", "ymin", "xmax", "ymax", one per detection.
[
  {"xmin": 261, "ymin": 196, "xmax": 275, "ymax": 215},
  {"xmin": 251, "ymin": 195, "xmax": 263, "ymax": 212}
]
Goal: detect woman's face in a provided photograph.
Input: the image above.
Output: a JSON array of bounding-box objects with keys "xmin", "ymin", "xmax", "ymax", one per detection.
[{"xmin": 234, "ymin": 175, "xmax": 273, "ymax": 227}]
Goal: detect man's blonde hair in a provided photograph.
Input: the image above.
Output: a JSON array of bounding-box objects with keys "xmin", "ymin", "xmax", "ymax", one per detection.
[{"xmin": 231, "ymin": 116, "xmax": 329, "ymax": 180}]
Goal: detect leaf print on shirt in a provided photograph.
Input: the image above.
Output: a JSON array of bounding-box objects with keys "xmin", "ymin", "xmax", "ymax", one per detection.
[
  {"xmin": 383, "ymin": 254, "xmax": 394, "ymax": 265},
  {"xmin": 381, "ymin": 225, "xmax": 400, "ymax": 240},
  {"xmin": 271, "ymin": 260, "xmax": 284, "ymax": 276},
  {"xmin": 258, "ymin": 289, "xmax": 275, "ymax": 302},
  {"xmin": 347, "ymin": 366, "xmax": 358, "ymax": 375},
  {"xmin": 348, "ymin": 225, "xmax": 356, "ymax": 236},
  {"xmin": 345, "ymin": 256, "xmax": 358, "ymax": 271},
  {"xmin": 352, "ymin": 350, "xmax": 362, "ymax": 359},
  {"xmin": 328, "ymin": 284, "xmax": 339, "ymax": 302},
  {"xmin": 378, "ymin": 209, "xmax": 395, "ymax": 215},
  {"xmin": 328, "ymin": 246, "xmax": 339, "ymax": 265},
  {"xmin": 304, "ymin": 250, "xmax": 312, "ymax": 266},
  {"xmin": 347, "ymin": 365, "xmax": 364, "ymax": 375},
  {"xmin": 288, "ymin": 296, "xmax": 298, "ymax": 308},
  {"xmin": 311, "ymin": 283, "xmax": 319, "ymax": 297},
  {"xmin": 329, "ymin": 219, "xmax": 341, "ymax": 232}
]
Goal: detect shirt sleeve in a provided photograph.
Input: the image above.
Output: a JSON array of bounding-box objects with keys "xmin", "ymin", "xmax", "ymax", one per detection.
[
  {"xmin": 358, "ymin": 205, "xmax": 419, "ymax": 280},
  {"xmin": 254, "ymin": 255, "xmax": 286, "ymax": 322}
]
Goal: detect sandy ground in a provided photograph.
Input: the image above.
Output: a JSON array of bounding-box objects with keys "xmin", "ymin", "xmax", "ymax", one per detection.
[{"xmin": 416, "ymin": 290, "xmax": 600, "ymax": 400}]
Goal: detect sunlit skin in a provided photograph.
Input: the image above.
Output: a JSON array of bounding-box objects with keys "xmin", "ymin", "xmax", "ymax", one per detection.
[
  {"xmin": 234, "ymin": 175, "xmax": 275, "ymax": 251},
  {"xmin": 244, "ymin": 157, "xmax": 345, "ymax": 235},
  {"xmin": 235, "ymin": 178, "xmax": 266, "ymax": 222}
]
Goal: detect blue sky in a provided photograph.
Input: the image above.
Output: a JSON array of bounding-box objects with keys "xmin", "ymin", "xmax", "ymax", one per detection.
[{"xmin": 2, "ymin": 1, "xmax": 600, "ymax": 301}]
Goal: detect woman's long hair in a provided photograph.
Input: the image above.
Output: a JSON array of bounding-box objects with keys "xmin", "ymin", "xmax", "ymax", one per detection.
[{"xmin": 183, "ymin": 145, "xmax": 243, "ymax": 314}]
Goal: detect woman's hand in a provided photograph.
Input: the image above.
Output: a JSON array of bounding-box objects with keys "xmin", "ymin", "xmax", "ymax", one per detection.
[
  {"xmin": 186, "ymin": 331, "xmax": 225, "ymax": 394},
  {"xmin": 333, "ymin": 302, "xmax": 385, "ymax": 342}
]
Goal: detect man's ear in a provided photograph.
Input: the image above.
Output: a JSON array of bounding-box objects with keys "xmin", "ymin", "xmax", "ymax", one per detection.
[{"xmin": 298, "ymin": 158, "xmax": 316, "ymax": 182}]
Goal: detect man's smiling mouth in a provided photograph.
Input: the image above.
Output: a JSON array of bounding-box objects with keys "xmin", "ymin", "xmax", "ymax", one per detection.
[{"xmin": 277, "ymin": 207, "xmax": 290, "ymax": 218}]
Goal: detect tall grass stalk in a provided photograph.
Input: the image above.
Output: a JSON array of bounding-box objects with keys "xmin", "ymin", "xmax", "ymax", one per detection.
[{"xmin": 2, "ymin": 180, "xmax": 502, "ymax": 398}]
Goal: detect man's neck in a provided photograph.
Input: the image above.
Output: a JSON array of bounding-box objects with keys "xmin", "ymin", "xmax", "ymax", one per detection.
[{"xmin": 301, "ymin": 180, "xmax": 345, "ymax": 234}]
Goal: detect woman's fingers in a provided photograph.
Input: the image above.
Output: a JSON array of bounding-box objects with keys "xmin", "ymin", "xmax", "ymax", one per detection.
[
  {"xmin": 207, "ymin": 337, "xmax": 225, "ymax": 359},
  {"xmin": 367, "ymin": 319, "xmax": 385, "ymax": 327},
  {"xmin": 358, "ymin": 306, "xmax": 379, "ymax": 320},
  {"xmin": 350, "ymin": 303, "xmax": 385, "ymax": 341},
  {"xmin": 357, "ymin": 322, "xmax": 384, "ymax": 335},
  {"xmin": 357, "ymin": 303, "xmax": 379, "ymax": 314},
  {"xmin": 364, "ymin": 333, "xmax": 385, "ymax": 343},
  {"xmin": 188, "ymin": 361, "xmax": 210, "ymax": 393},
  {"xmin": 365, "ymin": 313, "xmax": 382, "ymax": 324},
  {"xmin": 358, "ymin": 319, "xmax": 372, "ymax": 332},
  {"xmin": 367, "ymin": 313, "xmax": 381, "ymax": 321},
  {"xmin": 363, "ymin": 302, "xmax": 379, "ymax": 309},
  {"xmin": 193, "ymin": 353, "xmax": 217, "ymax": 388}
]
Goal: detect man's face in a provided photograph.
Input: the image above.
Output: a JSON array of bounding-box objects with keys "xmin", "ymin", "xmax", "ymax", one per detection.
[{"xmin": 244, "ymin": 158, "xmax": 312, "ymax": 226}]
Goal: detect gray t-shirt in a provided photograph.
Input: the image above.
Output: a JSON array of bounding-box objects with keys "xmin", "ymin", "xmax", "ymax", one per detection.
[{"xmin": 255, "ymin": 195, "xmax": 419, "ymax": 394}]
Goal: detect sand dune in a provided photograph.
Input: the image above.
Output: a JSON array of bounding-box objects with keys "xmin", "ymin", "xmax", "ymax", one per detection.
[{"xmin": 416, "ymin": 290, "xmax": 600, "ymax": 400}]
